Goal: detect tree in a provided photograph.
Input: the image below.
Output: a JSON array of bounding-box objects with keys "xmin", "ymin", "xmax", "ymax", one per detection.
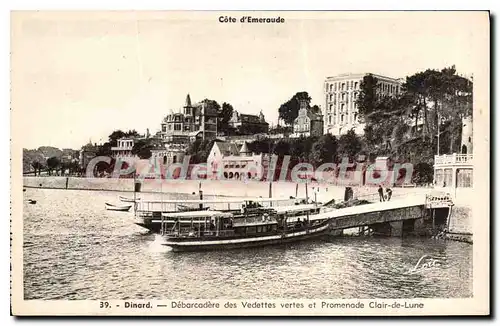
[
  {"xmin": 338, "ymin": 130, "xmax": 362, "ymax": 160},
  {"xmin": 278, "ymin": 92, "xmax": 311, "ymax": 125},
  {"xmin": 108, "ymin": 130, "xmax": 126, "ymax": 146},
  {"xmin": 31, "ymin": 161, "xmax": 44, "ymax": 176},
  {"xmin": 356, "ymin": 74, "xmax": 379, "ymax": 120},
  {"xmin": 309, "ymin": 134, "xmax": 338, "ymax": 167},
  {"xmin": 187, "ymin": 138, "xmax": 215, "ymax": 164},
  {"xmin": 310, "ymin": 105, "xmax": 321, "ymax": 115},
  {"xmin": 131, "ymin": 139, "xmax": 152, "ymax": 159},
  {"xmin": 108, "ymin": 129, "xmax": 140, "ymax": 146},
  {"xmin": 412, "ymin": 162, "xmax": 434, "ymax": 185},
  {"xmin": 96, "ymin": 142, "xmax": 112, "ymax": 157},
  {"xmin": 403, "ymin": 66, "xmax": 473, "ymax": 154},
  {"xmin": 218, "ymin": 102, "xmax": 234, "ymax": 135},
  {"xmin": 46, "ymin": 156, "xmax": 61, "ymax": 176},
  {"xmin": 201, "ymin": 99, "xmax": 221, "ymax": 114}
]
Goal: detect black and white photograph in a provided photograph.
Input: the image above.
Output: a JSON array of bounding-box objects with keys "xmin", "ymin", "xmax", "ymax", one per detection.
[{"xmin": 10, "ymin": 10, "xmax": 490, "ymax": 316}]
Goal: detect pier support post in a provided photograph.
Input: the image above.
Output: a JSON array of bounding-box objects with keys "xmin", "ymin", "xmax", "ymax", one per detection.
[{"xmin": 389, "ymin": 221, "xmax": 403, "ymax": 237}]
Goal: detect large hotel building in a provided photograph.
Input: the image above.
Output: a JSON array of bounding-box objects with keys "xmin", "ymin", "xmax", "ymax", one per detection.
[{"xmin": 323, "ymin": 73, "xmax": 403, "ymax": 136}]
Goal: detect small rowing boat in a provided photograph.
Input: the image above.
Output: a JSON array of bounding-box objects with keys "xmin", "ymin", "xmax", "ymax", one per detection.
[{"xmin": 105, "ymin": 203, "xmax": 132, "ymax": 212}]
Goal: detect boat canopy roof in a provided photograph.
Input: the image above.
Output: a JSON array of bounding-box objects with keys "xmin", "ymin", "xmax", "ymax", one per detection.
[
  {"xmin": 161, "ymin": 210, "xmax": 233, "ymax": 218},
  {"xmin": 273, "ymin": 204, "xmax": 319, "ymax": 214},
  {"xmin": 138, "ymin": 197, "xmax": 305, "ymax": 204}
]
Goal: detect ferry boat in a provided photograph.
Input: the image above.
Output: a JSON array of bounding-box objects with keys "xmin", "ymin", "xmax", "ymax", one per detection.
[
  {"xmin": 155, "ymin": 205, "xmax": 332, "ymax": 252},
  {"xmin": 133, "ymin": 197, "xmax": 323, "ymax": 233}
]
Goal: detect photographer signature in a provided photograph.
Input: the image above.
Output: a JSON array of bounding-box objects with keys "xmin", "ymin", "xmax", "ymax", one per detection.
[{"xmin": 408, "ymin": 255, "xmax": 444, "ymax": 274}]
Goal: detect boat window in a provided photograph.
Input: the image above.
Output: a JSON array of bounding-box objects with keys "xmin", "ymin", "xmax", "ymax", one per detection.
[
  {"xmin": 271, "ymin": 225, "xmax": 277, "ymax": 231},
  {"xmin": 257, "ymin": 226, "xmax": 262, "ymax": 233},
  {"xmin": 247, "ymin": 226, "xmax": 256, "ymax": 234}
]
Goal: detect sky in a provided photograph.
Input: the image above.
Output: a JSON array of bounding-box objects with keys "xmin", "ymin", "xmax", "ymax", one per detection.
[{"xmin": 11, "ymin": 11, "xmax": 487, "ymax": 149}]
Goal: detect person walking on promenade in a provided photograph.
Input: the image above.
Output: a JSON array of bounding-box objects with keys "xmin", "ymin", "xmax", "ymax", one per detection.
[
  {"xmin": 378, "ymin": 185, "xmax": 385, "ymax": 202},
  {"xmin": 386, "ymin": 187, "xmax": 392, "ymax": 201}
]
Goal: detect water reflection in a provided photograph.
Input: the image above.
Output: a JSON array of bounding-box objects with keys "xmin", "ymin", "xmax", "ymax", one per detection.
[{"xmin": 23, "ymin": 188, "xmax": 472, "ymax": 300}]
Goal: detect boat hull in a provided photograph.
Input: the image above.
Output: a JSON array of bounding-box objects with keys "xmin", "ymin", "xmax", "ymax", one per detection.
[
  {"xmin": 106, "ymin": 204, "xmax": 132, "ymax": 212},
  {"xmin": 119, "ymin": 196, "xmax": 140, "ymax": 203},
  {"xmin": 161, "ymin": 223, "xmax": 331, "ymax": 252}
]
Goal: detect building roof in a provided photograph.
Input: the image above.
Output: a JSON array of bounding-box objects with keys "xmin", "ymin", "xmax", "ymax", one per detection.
[
  {"xmin": 239, "ymin": 142, "xmax": 251, "ymax": 154},
  {"xmin": 307, "ymin": 110, "xmax": 323, "ymax": 121},
  {"xmin": 215, "ymin": 141, "xmax": 241, "ymax": 156},
  {"xmin": 325, "ymin": 72, "xmax": 402, "ymax": 83},
  {"xmin": 185, "ymin": 94, "xmax": 192, "ymax": 107}
]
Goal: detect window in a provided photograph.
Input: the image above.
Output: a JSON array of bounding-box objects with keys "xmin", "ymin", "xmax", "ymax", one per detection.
[
  {"xmin": 334, "ymin": 83, "xmax": 337, "ymax": 91},
  {"xmin": 329, "ymin": 84, "xmax": 333, "ymax": 92},
  {"xmin": 329, "ymin": 104, "xmax": 332, "ymax": 112},
  {"xmin": 354, "ymin": 81, "xmax": 358, "ymax": 89},
  {"xmin": 162, "ymin": 125, "xmax": 166, "ymax": 132},
  {"xmin": 329, "ymin": 94, "xmax": 333, "ymax": 101},
  {"xmin": 341, "ymin": 114, "xmax": 344, "ymax": 123},
  {"xmin": 354, "ymin": 112, "xmax": 358, "ymax": 122},
  {"xmin": 329, "ymin": 116, "xmax": 332, "ymax": 124},
  {"xmin": 457, "ymin": 169, "xmax": 473, "ymax": 188},
  {"xmin": 342, "ymin": 83, "xmax": 345, "ymax": 91}
]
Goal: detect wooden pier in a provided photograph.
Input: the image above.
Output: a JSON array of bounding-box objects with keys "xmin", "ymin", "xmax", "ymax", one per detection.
[{"xmin": 305, "ymin": 194, "xmax": 454, "ymax": 237}]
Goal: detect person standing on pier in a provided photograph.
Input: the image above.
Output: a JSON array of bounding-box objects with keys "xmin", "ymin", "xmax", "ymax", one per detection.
[
  {"xmin": 378, "ymin": 185, "xmax": 385, "ymax": 202},
  {"xmin": 386, "ymin": 187, "xmax": 392, "ymax": 201}
]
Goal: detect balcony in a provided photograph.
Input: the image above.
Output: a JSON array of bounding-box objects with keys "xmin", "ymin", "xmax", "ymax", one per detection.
[
  {"xmin": 111, "ymin": 146, "xmax": 133, "ymax": 151},
  {"xmin": 434, "ymin": 153, "xmax": 473, "ymax": 166}
]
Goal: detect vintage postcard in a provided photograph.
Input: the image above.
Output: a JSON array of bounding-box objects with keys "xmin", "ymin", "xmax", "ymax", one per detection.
[{"xmin": 11, "ymin": 10, "xmax": 490, "ymax": 316}]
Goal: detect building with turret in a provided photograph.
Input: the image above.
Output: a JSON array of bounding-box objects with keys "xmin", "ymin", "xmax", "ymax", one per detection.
[
  {"xmin": 434, "ymin": 115, "xmax": 474, "ymax": 189},
  {"xmin": 292, "ymin": 99, "xmax": 324, "ymax": 138},
  {"xmin": 206, "ymin": 140, "xmax": 270, "ymax": 180},
  {"xmin": 159, "ymin": 94, "xmax": 218, "ymax": 143}
]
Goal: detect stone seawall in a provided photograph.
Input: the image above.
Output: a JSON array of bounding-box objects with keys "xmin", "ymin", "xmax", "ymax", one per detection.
[
  {"xmin": 23, "ymin": 176, "xmax": 433, "ymax": 201},
  {"xmin": 447, "ymin": 206, "xmax": 472, "ymax": 234}
]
